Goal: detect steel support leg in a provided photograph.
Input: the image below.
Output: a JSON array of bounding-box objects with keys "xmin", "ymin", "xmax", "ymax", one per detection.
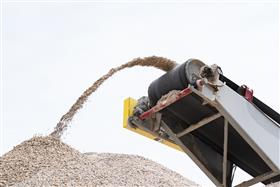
[{"xmin": 223, "ymin": 120, "xmax": 228, "ymax": 187}]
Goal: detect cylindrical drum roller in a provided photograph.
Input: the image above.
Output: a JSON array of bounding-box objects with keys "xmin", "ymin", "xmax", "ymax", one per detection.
[{"xmin": 148, "ymin": 59, "xmax": 205, "ymax": 106}]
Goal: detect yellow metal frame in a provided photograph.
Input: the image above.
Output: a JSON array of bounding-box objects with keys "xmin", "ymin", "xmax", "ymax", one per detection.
[{"xmin": 123, "ymin": 97, "xmax": 183, "ymax": 152}]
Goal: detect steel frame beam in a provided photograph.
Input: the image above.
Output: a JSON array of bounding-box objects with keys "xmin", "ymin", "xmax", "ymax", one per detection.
[
  {"xmin": 216, "ymin": 105, "xmax": 279, "ymax": 174},
  {"xmin": 161, "ymin": 121, "xmax": 222, "ymax": 187},
  {"xmin": 163, "ymin": 116, "xmax": 232, "ymax": 187},
  {"xmin": 191, "ymin": 86, "xmax": 280, "ymax": 186},
  {"xmin": 192, "ymin": 87, "xmax": 279, "ymax": 172},
  {"xmin": 176, "ymin": 113, "xmax": 222, "ymax": 138},
  {"xmin": 161, "ymin": 111, "xmax": 280, "ymax": 187},
  {"xmin": 235, "ymin": 171, "xmax": 279, "ymax": 187},
  {"xmin": 223, "ymin": 120, "xmax": 229, "ymax": 187}
]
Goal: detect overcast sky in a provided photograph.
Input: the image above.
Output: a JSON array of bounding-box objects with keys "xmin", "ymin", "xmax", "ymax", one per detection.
[{"xmin": 1, "ymin": 1, "xmax": 279, "ymax": 186}]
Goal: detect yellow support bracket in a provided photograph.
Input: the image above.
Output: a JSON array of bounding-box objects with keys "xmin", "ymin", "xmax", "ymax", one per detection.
[{"xmin": 123, "ymin": 97, "xmax": 183, "ymax": 152}]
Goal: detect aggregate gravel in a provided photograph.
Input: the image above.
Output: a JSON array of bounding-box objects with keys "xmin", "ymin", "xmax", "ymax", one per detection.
[{"xmin": 0, "ymin": 136, "xmax": 199, "ymax": 187}]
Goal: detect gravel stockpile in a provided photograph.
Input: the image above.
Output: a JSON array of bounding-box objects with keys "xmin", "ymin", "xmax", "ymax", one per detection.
[
  {"xmin": 0, "ymin": 136, "xmax": 199, "ymax": 187},
  {"xmin": 85, "ymin": 153, "xmax": 199, "ymax": 187},
  {"xmin": 0, "ymin": 136, "xmax": 88, "ymax": 186}
]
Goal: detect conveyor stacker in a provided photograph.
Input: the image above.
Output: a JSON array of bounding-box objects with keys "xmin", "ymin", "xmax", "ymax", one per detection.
[{"xmin": 123, "ymin": 59, "xmax": 280, "ymax": 187}]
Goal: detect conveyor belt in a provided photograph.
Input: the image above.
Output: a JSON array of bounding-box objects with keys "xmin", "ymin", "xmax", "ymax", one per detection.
[{"xmin": 147, "ymin": 60, "xmax": 280, "ymax": 186}]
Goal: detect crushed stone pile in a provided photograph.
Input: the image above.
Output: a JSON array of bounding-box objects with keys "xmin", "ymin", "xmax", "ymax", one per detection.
[{"xmin": 0, "ymin": 136, "xmax": 200, "ymax": 187}]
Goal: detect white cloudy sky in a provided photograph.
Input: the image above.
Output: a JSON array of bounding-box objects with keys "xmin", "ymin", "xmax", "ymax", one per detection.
[{"xmin": 1, "ymin": 1, "xmax": 279, "ymax": 186}]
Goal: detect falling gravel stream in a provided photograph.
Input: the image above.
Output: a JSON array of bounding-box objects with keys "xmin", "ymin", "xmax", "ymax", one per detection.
[{"xmin": 50, "ymin": 56, "xmax": 177, "ymax": 138}]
